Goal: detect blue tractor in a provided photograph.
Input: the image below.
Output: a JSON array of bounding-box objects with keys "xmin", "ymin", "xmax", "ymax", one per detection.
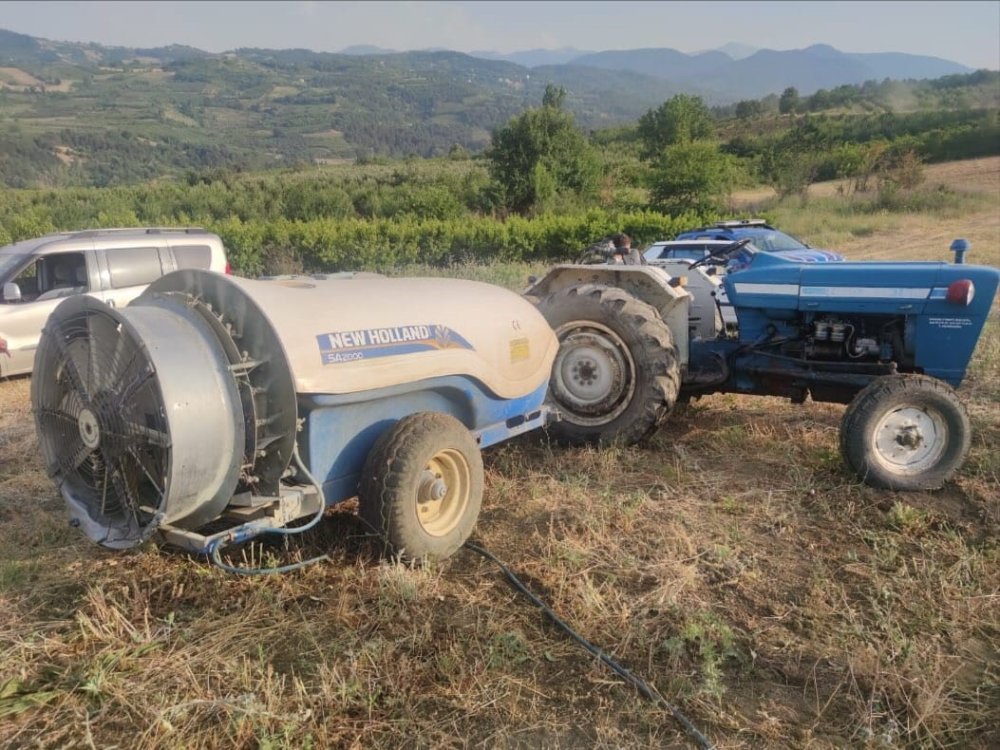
[{"xmin": 525, "ymin": 239, "xmax": 998, "ymax": 490}]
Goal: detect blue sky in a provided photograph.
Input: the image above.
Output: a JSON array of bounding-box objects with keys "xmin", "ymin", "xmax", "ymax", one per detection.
[{"xmin": 1, "ymin": 1, "xmax": 997, "ymax": 69}]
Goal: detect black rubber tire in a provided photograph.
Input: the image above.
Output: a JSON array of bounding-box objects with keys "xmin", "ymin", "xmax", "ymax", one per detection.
[
  {"xmin": 358, "ymin": 412, "xmax": 484, "ymax": 562},
  {"xmin": 839, "ymin": 374, "xmax": 971, "ymax": 491},
  {"xmin": 536, "ymin": 283, "xmax": 680, "ymax": 446}
]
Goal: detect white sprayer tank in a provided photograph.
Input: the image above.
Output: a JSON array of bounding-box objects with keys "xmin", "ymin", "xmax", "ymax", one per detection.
[{"xmin": 32, "ymin": 269, "xmax": 558, "ymax": 549}]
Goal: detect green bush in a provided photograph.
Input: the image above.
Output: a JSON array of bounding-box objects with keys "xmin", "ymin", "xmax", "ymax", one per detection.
[{"xmin": 205, "ymin": 210, "xmax": 706, "ymax": 275}]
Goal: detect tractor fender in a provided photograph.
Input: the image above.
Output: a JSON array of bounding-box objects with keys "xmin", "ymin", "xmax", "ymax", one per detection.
[{"xmin": 525, "ymin": 264, "xmax": 691, "ymax": 368}]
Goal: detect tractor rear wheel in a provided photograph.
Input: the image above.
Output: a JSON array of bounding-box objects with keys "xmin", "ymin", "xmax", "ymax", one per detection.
[
  {"xmin": 536, "ymin": 283, "xmax": 680, "ymax": 446},
  {"xmin": 359, "ymin": 412, "xmax": 483, "ymax": 562},
  {"xmin": 840, "ymin": 374, "xmax": 971, "ymax": 490}
]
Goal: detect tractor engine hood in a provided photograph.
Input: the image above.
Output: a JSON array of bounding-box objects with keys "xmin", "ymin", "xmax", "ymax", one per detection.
[{"xmin": 724, "ymin": 253, "xmax": 1000, "ymax": 316}]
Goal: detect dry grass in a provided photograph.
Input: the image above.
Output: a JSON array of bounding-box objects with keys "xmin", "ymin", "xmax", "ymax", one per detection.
[
  {"xmin": 1, "ymin": 158, "xmax": 999, "ymax": 749},
  {"xmin": 732, "ymin": 156, "xmax": 1000, "ymax": 268}
]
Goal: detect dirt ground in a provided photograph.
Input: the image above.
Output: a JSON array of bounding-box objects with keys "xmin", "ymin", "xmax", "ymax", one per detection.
[{"xmin": 1, "ymin": 158, "xmax": 998, "ymax": 749}]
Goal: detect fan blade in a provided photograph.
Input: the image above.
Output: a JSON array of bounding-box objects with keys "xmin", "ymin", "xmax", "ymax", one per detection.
[
  {"xmin": 35, "ymin": 406, "xmax": 79, "ymax": 427},
  {"xmin": 87, "ymin": 313, "xmax": 131, "ymax": 393},
  {"xmin": 69, "ymin": 442, "xmax": 95, "ymax": 471},
  {"xmin": 87, "ymin": 313, "xmax": 99, "ymax": 395},
  {"xmin": 98, "ymin": 456, "xmax": 110, "ymax": 515},
  {"xmin": 109, "ymin": 457, "xmax": 140, "ymax": 523},
  {"xmin": 87, "ymin": 313, "xmax": 119, "ymax": 393},
  {"xmin": 125, "ymin": 447, "xmax": 165, "ymax": 498},
  {"xmin": 130, "ymin": 423, "xmax": 170, "ymax": 448},
  {"xmin": 116, "ymin": 367, "xmax": 155, "ymax": 409},
  {"xmin": 106, "ymin": 321, "xmax": 131, "ymax": 389},
  {"xmin": 48, "ymin": 326, "xmax": 91, "ymax": 402},
  {"xmin": 104, "ymin": 422, "xmax": 169, "ymax": 448}
]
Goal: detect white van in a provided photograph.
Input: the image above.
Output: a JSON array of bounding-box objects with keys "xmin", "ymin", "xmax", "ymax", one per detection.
[{"xmin": 0, "ymin": 227, "xmax": 230, "ymax": 377}]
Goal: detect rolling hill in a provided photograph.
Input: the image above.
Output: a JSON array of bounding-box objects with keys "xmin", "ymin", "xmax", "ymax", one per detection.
[{"xmin": 0, "ymin": 28, "xmax": 992, "ymax": 187}]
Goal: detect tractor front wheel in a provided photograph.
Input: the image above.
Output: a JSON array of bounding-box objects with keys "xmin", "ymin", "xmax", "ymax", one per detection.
[
  {"xmin": 359, "ymin": 412, "xmax": 483, "ymax": 562},
  {"xmin": 839, "ymin": 375, "xmax": 971, "ymax": 490},
  {"xmin": 536, "ymin": 284, "xmax": 680, "ymax": 446}
]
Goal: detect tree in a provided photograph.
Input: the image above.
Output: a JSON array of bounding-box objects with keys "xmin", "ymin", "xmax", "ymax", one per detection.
[
  {"xmin": 808, "ymin": 88, "xmax": 832, "ymax": 112},
  {"xmin": 647, "ymin": 141, "xmax": 736, "ymax": 216},
  {"xmin": 735, "ymin": 99, "xmax": 765, "ymax": 120},
  {"xmin": 542, "ymin": 84, "xmax": 566, "ymax": 109},
  {"xmin": 485, "ymin": 92, "xmax": 600, "ymax": 215},
  {"xmin": 779, "ymin": 87, "xmax": 800, "ymax": 115},
  {"xmin": 760, "ymin": 144, "xmax": 819, "ymax": 200},
  {"xmin": 637, "ymin": 94, "xmax": 714, "ymax": 160}
]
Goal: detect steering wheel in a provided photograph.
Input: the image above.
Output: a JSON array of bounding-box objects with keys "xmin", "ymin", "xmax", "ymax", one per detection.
[
  {"xmin": 687, "ymin": 238, "xmax": 753, "ymax": 271},
  {"xmin": 575, "ymin": 238, "xmax": 615, "ymax": 265}
]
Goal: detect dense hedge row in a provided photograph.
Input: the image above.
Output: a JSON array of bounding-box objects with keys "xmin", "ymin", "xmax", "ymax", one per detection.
[
  {"xmin": 207, "ymin": 210, "xmax": 708, "ymax": 274},
  {"xmin": 0, "ymin": 207, "xmax": 705, "ymax": 276}
]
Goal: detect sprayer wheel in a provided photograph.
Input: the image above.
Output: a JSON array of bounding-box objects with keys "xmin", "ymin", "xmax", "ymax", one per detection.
[{"xmin": 359, "ymin": 412, "xmax": 484, "ymax": 562}]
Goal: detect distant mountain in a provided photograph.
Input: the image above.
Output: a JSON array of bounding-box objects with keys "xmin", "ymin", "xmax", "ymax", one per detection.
[
  {"xmin": 569, "ymin": 47, "xmax": 733, "ymax": 80},
  {"xmin": 338, "ymin": 44, "xmax": 398, "ymax": 56},
  {"xmin": 0, "ymin": 27, "xmax": 992, "ymax": 186},
  {"xmin": 565, "ymin": 42, "xmax": 974, "ymax": 100},
  {"xmin": 0, "ymin": 28, "xmax": 39, "ymax": 57},
  {"xmin": 696, "ymin": 44, "xmax": 973, "ymax": 99},
  {"xmin": 844, "ymin": 50, "xmax": 977, "ymax": 82},
  {"xmin": 103, "ymin": 43, "xmax": 215, "ymax": 64},
  {"xmin": 470, "ymin": 47, "xmax": 594, "ymax": 67},
  {"xmin": 712, "ymin": 42, "xmax": 758, "ymax": 60},
  {"xmin": 695, "ymin": 46, "xmax": 872, "ymax": 99}
]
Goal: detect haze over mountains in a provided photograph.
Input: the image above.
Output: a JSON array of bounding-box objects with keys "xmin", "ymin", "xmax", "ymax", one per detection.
[
  {"xmin": 0, "ymin": 27, "xmax": 992, "ymax": 186},
  {"xmin": 1, "ymin": 27, "xmax": 978, "ymax": 102},
  {"xmin": 352, "ymin": 41, "xmax": 974, "ymax": 100}
]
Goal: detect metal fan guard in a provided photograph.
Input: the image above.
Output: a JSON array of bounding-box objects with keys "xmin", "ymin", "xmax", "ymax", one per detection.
[{"xmin": 32, "ymin": 294, "xmax": 245, "ymax": 548}]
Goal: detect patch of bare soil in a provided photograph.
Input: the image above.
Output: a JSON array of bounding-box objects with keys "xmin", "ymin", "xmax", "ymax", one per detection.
[{"xmin": 0, "ymin": 66, "xmax": 42, "ymax": 86}]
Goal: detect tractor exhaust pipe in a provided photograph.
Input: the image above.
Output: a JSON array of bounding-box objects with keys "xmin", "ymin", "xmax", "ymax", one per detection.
[{"xmin": 950, "ymin": 238, "xmax": 969, "ymax": 264}]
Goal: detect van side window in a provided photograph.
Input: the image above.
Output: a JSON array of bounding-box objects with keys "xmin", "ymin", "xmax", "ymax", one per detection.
[
  {"xmin": 172, "ymin": 245, "xmax": 212, "ymax": 270},
  {"xmin": 106, "ymin": 247, "xmax": 163, "ymax": 289},
  {"xmin": 36, "ymin": 253, "xmax": 89, "ymax": 301}
]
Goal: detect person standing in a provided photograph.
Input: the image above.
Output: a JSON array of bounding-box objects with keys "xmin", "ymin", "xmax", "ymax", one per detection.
[{"xmin": 610, "ymin": 233, "xmax": 643, "ymax": 265}]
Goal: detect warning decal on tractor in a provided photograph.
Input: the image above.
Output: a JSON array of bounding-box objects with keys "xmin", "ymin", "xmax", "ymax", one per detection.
[{"xmin": 316, "ymin": 324, "xmax": 474, "ymax": 365}]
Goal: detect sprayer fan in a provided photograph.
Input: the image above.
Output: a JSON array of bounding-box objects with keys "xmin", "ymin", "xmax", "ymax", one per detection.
[
  {"xmin": 35, "ymin": 285, "xmax": 265, "ymax": 550},
  {"xmin": 34, "ymin": 302, "xmax": 168, "ymax": 546}
]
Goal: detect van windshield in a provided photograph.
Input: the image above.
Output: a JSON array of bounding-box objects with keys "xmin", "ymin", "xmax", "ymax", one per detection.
[{"xmin": 0, "ymin": 254, "xmax": 29, "ymax": 282}]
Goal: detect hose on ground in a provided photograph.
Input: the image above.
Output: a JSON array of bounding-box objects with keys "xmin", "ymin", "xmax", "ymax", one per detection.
[{"xmin": 463, "ymin": 540, "xmax": 715, "ymax": 750}]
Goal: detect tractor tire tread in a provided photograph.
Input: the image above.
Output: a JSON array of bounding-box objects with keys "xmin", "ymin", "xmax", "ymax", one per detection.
[
  {"xmin": 537, "ymin": 283, "xmax": 680, "ymax": 447},
  {"xmin": 839, "ymin": 374, "xmax": 971, "ymax": 490}
]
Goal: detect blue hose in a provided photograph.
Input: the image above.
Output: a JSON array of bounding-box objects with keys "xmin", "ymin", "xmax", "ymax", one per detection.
[{"xmin": 208, "ymin": 443, "xmax": 331, "ymax": 575}]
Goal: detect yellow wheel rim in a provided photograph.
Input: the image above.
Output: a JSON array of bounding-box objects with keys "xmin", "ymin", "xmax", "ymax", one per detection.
[{"xmin": 416, "ymin": 448, "xmax": 471, "ymax": 536}]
